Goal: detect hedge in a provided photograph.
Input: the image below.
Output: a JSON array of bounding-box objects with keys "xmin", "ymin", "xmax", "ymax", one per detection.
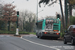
[{"xmin": 0, "ymin": 30, "xmax": 29, "ymax": 34}]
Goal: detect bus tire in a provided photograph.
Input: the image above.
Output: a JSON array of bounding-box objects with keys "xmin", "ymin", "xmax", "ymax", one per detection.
[
  {"xmin": 64, "ymin": 38, "xmax": 67, "ymax": 44},
  {"xmin": 39, "ymin": 33, "xmax": 43, "ymax": 39},
  {"xmin": 71, "ymin": 38, "xmax": 75, "ymax": 45},
  {"xmin": 36, "ymin": 33, "xmax": 39, "ymax": 38},
  {"xmin": 37, "ymin": 35, "xmax": 39, "ymax": 38}
]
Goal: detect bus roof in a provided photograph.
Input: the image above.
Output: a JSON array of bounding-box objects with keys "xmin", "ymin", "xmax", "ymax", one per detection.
[{"xmin": 37, "ymin": 18, "xmax": 59, "ymax": 23}]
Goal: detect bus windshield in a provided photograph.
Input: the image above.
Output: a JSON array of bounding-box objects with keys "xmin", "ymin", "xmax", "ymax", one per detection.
[
  {"xmin": 45, "ymin": 20, "xmax": 53, "ymax": 30},
  {"xmin": 45, "ymin": 19, "xmax": 59, "ymax": 30}
]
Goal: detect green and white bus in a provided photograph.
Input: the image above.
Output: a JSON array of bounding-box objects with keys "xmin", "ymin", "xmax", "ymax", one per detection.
[{"xmin": 36, "ymin": 17, "xmax": 61, "ymax": 39}]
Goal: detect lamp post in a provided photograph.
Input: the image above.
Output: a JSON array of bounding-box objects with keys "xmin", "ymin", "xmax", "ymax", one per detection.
[
  {"xmin": 59, "ymin": 0, "xmax": 65, "ymax": 29},
  {"xmin": 36, "ymin": 0, "xmax": 38, "ymax": 22},
  {"xmin": 65, "ymin": 0, "xmax": 68, "ymax": 30},
  {"xmin": 15, "ymin": 11, "xmax": 19, "ymax": 35}
]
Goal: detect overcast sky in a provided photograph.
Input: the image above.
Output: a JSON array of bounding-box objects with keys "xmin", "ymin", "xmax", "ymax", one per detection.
[{"xmin": 0, "ymin": 0, "xmax": 66, "ymax": 19}]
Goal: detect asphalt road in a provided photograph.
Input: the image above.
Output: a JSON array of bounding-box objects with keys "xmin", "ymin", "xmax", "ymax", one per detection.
[{"xmin": 0, "ymin": 35, "xmax": 75, "ymax": 50}]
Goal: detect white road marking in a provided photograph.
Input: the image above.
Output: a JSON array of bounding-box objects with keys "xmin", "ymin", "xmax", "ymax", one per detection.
[
  {"xmin": 21, "ymin": 37, "xmax": 60, "ymax": 50},
  {"xmin": 22, "ymin": 35, "xmax": 36, "ymax": 37}
]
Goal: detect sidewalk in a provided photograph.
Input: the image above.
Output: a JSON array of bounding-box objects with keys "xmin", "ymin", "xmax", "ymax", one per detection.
[
  {"xmin": 58, "ymin": 37, "xmax": 64, "ymax": 41},
  {"xmin": 0, "ymin": 34, "xmax": 29, "ymax": 37}
]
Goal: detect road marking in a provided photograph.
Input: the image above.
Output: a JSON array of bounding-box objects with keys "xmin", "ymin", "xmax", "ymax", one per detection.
[
  {"xmin": 21, "ymin": 37, "xmax": 60, "ymax": 50},
  {"xmin": 22, "ymin": 35, "xmax": 36, "ymax": 37}
]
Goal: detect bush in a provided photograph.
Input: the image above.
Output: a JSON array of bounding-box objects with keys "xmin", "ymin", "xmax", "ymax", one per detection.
[
  {"xmin": 29, "ymin": 32, "xmax": 36, "ymax": 35},
  {"xmin": 0, "ymin": 30, "xmax": 29, "ymax": 34}
]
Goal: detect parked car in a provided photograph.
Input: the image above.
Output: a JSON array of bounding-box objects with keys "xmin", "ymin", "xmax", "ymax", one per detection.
[{"xmin": 64, "ymin": 25, "xmax": 75, "ymax": 45}]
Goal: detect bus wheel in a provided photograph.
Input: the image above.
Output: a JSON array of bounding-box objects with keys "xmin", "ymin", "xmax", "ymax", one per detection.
[
  {"xmin": 39, "ymin": 33, "xmax": 43, "ymax": 39},
  {"xmin": 39, "ymin": 36, "xmax": 42, "ymax": 39},
  {"xmin": 37, "ymin": 35, "xmax": 39, "ymax": 38},
  {"xmin": 36, "ymin": 33, "xmax": 39, "ymax": 38},
  {"xmin": 71, "ymin": 38, "xmax": 75, "ymax": 45},
  {"xmin": 64, "ymin": 38, "xmax": 67, "ymax": 44}
]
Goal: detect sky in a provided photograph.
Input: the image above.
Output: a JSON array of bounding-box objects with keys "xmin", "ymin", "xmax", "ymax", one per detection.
[{"xmin": 0, "ymin": 0, "xmax": 66, "ymax": 19}]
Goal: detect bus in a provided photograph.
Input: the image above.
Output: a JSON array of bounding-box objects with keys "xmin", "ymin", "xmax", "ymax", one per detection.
[{"xmin": 36, "ymin": 17, "xmax": 61, "ymax": 39}]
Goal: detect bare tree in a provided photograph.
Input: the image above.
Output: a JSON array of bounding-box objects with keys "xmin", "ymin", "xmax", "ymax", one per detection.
[
  {"xmin": 19, "ymin": 10, "xmax": 36, "ymax": 32},
  {"xmin": 0, "ymin": 4, "xmax": 3, "ymax": 18},
  {"xmin": 2, "ymin": 4, "xmax": 17, "ymax": 31}
]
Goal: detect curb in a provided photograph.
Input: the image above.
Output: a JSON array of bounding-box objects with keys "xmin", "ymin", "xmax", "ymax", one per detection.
[{"xmin": 58, "ymin": 37, "xmax": 64, "ymax": 41}]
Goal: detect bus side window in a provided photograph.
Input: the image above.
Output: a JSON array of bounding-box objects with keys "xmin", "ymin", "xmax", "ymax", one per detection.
[{"xmin": 38, "ymin": 22, "xmax": 42, "ymax": 29}]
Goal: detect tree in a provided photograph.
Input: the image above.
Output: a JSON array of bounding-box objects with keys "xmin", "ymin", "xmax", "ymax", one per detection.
[
  {"xmin": 39, "ymin": 0, "xmax": 57, "ymax": 7},
  {"xmin": 68, "ymin": 0, "xmax": 75, "ymax": 16},
  {"xmin": 70, "ymin": 16, "xmax": 75, "ymax": 25},
  {"xmin": 69, "ymin": 0, "xmax": 75, "ymax": 5},
  {"xmin": 19, "ymin": 10, "xmax": 36, "ymax": 32},
  {"xmin": 0, "ymin": 20, "xmax": 5, "ymax": 30},
  {"xmin": 2, "ymin": 4, "xmax": 17, "ymax": 31},
  {"xmin": 0, "ymin": 4, "xmax": 3, "ymax": 19}
]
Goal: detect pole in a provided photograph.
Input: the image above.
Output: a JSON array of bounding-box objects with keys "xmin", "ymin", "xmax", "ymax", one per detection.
[
  {"xmin": 15, "ymin": 11, "xmax": 19, "ymax": 35},
  {"xmin": 17, "ymin": 15, "xmax": 18, "ymax": 28},
  {"xmin": 59, "ymin": 0, "xmax": 65, "ymax": 28},
  {"xmin": 23, "ymin": 15, "xmax": 25, "ymax": 30},
  {"xmin": 36, "ymin": 0, "xmax": 38, "ymax": 22},
  {"xmin": 35, "ymin": 0, "xmax": 38, "ymax": 32},
  {"xmin": 65, "ymin": 0, "xmax": 68, "ymax": 30}
]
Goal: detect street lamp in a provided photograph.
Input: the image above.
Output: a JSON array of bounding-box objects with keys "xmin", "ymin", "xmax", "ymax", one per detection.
[
  {"xmin": 36, "ymin": 0, "xmax": 38, "ymax": 22},
  {"xmin": 65, "ymin": 0, "xmax": 68, "ymax": 30}
]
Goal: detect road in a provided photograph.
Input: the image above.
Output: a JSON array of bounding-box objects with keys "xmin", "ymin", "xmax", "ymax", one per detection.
[{"xmin": 0, "ymin": 35, "xmax": 75, "ymax": 50}]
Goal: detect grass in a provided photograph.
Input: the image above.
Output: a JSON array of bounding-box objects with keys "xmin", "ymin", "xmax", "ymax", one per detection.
[
  {"xmin": 0, "ymin": 30, "xmax": 37, "ymax": 35},
  {"xmin": 29, "ymin": 32, "xmax": 36, "ymax": 35}
]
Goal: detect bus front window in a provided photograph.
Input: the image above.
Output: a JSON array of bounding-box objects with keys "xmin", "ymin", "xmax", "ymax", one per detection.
[{"xmin": 45, "ymin": 20, "xmax": 53, "ymax": 30}]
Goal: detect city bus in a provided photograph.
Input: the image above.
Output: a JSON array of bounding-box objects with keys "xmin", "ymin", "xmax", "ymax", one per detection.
[{"xmin": 36, "ymin": 17, "xmax": 61, "ymax": 39}]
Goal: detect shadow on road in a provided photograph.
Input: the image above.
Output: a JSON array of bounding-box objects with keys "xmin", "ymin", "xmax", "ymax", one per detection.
[
  {"xmin": 40, "ymin": 37, "xmax": 60, "ymax": 40},
  {"xmin": 66, "ymin": 43, "xmax": 75, "ymax": 46}
]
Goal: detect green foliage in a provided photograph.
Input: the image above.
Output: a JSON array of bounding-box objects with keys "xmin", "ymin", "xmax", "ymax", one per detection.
[
  {"xmin": 0, "ymin": 30, "xmax": 35, "ymax": 35},
  {"xmin": 24, "ymin": 19, "xmax": 35, "ymax": 32},
  {"xmin": 29, "ymin": 32, "xmax": 36, "ymax": 35},
  {"xmin": 19, "ymin": 31, "xmax": 29, "ymax": 34},
  {"xmin": 0, "ymin": 20, "xmax": 5, "ymax": 30},
  {"xmin": 0, "ymin": 30, "xmax": 15, "ymax": 34},
  {"xmin": 69, "ymin": 0, "xmax": 75, "ymax": 5},
  {"xmin": 70, "ymin": 16, "xmax": 75, "ymax": 25},
  {"xmin": 60, "ymin": 23, "xmax": 65, "ymax": 37},
  {"xmin": 0, "ymin": 30, "xmax": 29, "ymax": 34}
]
